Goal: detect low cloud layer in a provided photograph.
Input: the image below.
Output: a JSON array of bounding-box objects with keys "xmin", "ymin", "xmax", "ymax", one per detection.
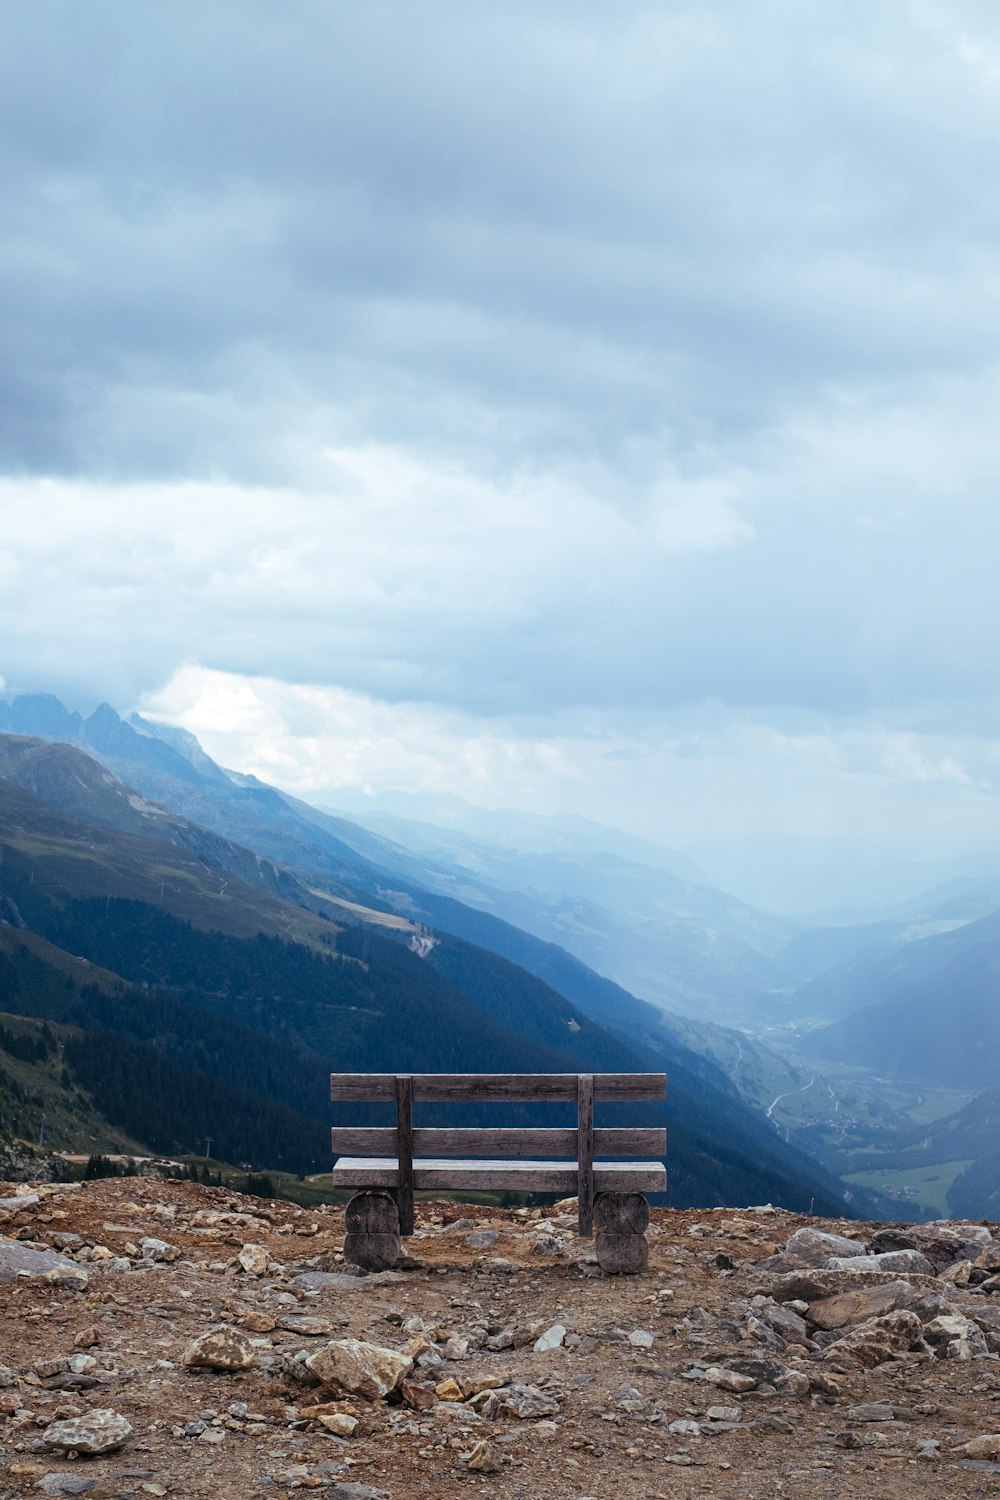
[{"xmin": 4, "ymin": 1, "xmax": 1000, "ymax": 899}]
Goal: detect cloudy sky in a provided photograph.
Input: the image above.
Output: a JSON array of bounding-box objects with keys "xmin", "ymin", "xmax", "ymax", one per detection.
[{"xmin": 3, "ymin": 1, "xmax": 1000, "ymax": 906}]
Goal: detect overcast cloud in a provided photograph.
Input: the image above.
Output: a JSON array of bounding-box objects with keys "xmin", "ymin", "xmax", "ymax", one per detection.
[{"xmin": 3, "ymin": 0, "xmax": 1000, "ymax": 906}]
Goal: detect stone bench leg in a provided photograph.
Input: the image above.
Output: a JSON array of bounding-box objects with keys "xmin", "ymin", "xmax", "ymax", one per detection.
[
  {"xmin": 594, "ymin": 1191, "xmax": 649, "ymax": 1274},
  {"xmin": 343, "ymin": 1190, "xmax": 401, "ymax": 1271}
]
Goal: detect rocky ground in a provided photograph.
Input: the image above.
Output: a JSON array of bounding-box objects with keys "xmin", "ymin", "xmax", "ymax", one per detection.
[{"xmin": 4, "ymin": 1180, "xmax": 1000, "ymax": 1499}]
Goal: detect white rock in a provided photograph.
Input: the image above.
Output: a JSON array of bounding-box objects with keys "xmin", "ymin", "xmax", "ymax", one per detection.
[
  {"xmin": 533, "ymin": 1324, "xmax": 566, "ymax": 1352},
  {"xmin": 45, "ymin": 1264, "xmax": 89, "ymax": 1290},
  {"xmin": 783, "ymin": 1227, "xmax": 867, "ymax": 1268},
  {"xmin": 182, "ymin": 1327, "xmax": 255, "ymax": 1371},
  {"xmin": 702, "ymin": 1366, "xmax": 757, "ymax": 1392},
  {"xmin": 826, "ymin": 1250, "xmax": 935, "ymax": 1275},
  {"xmin": 500, "ymin": 1383, "xmax": 561, "ymax": 1419},
  {"xmin": 42, "ymin": 1408, "xmax": 132, "ymax": 1454},
  {"xmin": 318, "ymin": 1413, "xmax": 358, "ymax": 1437},
  {"xmin": 923, "ymin": 1313, "xmax": 990, "ymax": 1361},
  {"xmin": 961, "ymin": 1434, "xmax": 1000, "ymax": 1459},
  {"xmin": 237, "ymin": 1243, "xmax": 270, "ymax": 1276},
  {"xmin": 305, "ymin": 1338, "xmax": 413, "ymax": 1399},
  {"xmin": 140, "ymin": 1236, "xmax": 173, "ymax": 1262},
  {"xmin": 467, "ymin": 1438, "xmax": 502, "ymax": 1472},
  {"xmin": 706, "ymin": 1405, "xmax": 742, "ymax": 1422}
]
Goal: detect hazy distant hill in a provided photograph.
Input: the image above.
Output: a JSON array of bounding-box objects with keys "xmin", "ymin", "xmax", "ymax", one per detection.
[
  {"xmin": 803, "ymin": 922, "xmax": 1000, "ymax": 1089},
  {"xmin": 947, "ymin": 1092, "xmax": 1000, "ymax": 1217},
  {"xmin": 776, "ymin": 883, "xmax": 1000, "ymax": 984},
  {"xmin": 320, "ymin": 801, "xmax": 800, "ymax": 1027},
  {"xmin": 327, "ymin": 790, "xmax": 709, "ymax": 879},
  {"xmin": 783, "ymin": 903, "xmax": 1000, "ymax": 1027}
]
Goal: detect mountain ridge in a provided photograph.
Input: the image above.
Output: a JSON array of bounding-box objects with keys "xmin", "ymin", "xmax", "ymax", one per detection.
[
  {"xmin": 0, "ymin": 717, "xmax": 879, "ymax": 1214},
  {"xmin": 0, "ymin": 693, "xmax": 801, "ymax": 1028}
]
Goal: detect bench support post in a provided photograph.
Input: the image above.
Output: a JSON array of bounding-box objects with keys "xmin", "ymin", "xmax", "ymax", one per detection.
[
  {"xmin": 343, "ymin": 1189, "xmax": 401, "ymax": 1270},
  {"xmin": 594, "ymin": 1190, "xmax": 649, "ymax": 1274},
  {"xmin": 395, "ymin": 1073, "xmax": 415, "ymax": 1236},
  {"xmin": 576, "ymin": 1073, "xmax": 594, "ymax": 1237}
]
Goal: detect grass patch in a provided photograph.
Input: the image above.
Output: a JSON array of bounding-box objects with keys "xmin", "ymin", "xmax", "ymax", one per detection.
[{"xmin": 844, "ymin": 1158, "xmax": 973, "ymax": 1217}]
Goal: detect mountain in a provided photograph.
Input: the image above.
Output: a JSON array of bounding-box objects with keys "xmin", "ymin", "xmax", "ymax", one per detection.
[
  {"xmin": 0, "ymin": 708, "xmax": 780, "ymax": 1065},
  {"xmin": 323, "ymin": 788, "xmax": 708, "ymax": 880},
  {"xmin": 0, "ymin": 695, "xmax": 801, "ymax": 1029},
  {"xmin": 0, "ymin": 697, "xmax": 405, "ymax": 893},
  {"xmin": 0, "ymin": 723, "xmax": 879, "ymax": 1214},
  {"xmin": 802, "ymin": 925, "xmax": 1000, "ymax": 1090},
  {"xmin": 783, "ymin": 902, "xmax": 1000, "ymax": 1028},
  {"xmin": 775, "ymin": 883, "xmax": 1000, "ymax": 984},
  {"xmin": 947, "ymin": 1092, "xmax": 1000, "ymax": 1217},
  {"xmin": 317, "ymin": 800, "xmax": 800, "ymax": 1027}
]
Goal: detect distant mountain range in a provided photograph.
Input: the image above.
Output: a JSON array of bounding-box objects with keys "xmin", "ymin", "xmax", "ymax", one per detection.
[
  {"xmin": 0, "ymin": 694, "xmax": 802, "ymax": 1030},
  {"xmin": 799, "ymin": 912, "xmax": 1000, "ymax": 1089},
  {"xmin": 8, "ymin": 688, "xmax": 1000, "ymax": 1219},
  {"xmin": 0, "ymin": 693, "xmax": 874, "ymax": 1213}
]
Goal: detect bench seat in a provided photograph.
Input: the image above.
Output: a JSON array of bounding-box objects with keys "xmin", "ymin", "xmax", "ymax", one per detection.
[{"xmin": 331, "ymin": 1156, "xmax": 666, "ymax": 1194}]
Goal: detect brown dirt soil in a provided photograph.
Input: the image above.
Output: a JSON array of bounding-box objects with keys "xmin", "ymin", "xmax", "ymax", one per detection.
[{"xmin": 2, "ymin": 1178, "xmax": 1000, "ymax": 1499}]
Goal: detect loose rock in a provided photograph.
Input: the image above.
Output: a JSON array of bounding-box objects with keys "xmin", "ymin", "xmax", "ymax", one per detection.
[
  {"xmin": 702, "ymin": 1366, "xmax": 757, "ymax": 1392},
  {"xmin": 780, "ymin": 1227, "xmax": 868, "ymax": 1268},
  {"xmin": 923, "ymin": 1313, "xmax": 990, "ymax": 1360},
  {"xmin": 182, "ymin": 1326, "xmax": 255, "ymax": 1371},
  {"xmin": 467, "ymin": 1437, "xmax": 502, "ymax": 1472},
  {"xmin": 237, "ymin": 1242, "xmax": 270, "ymax": 1276},
  {"xmin": 500, "ymin": 1382, "xmax": 561, "ymax": 1418},
  {"xmin": 41, "ymin": 1408, "xmax": 132, "ymax": 1455},
  {"xmin": 305, "ymin": 1339, "xmax": 412, "ymax": 1399},
  {"xmin": 318, "ymin": 1412, "xmax": 359, "ymax": 1437},
  {"xmin": 960, "ymin": 1434, "xmax": 1000, "ymax": 1459},
  {"xmin": 825, "ymin": 1310, "xmax": 923, "ymax": 1367},
  {"xmin": 0, "ymin": 1238, "xmax": 85, "ymax": 1284}
]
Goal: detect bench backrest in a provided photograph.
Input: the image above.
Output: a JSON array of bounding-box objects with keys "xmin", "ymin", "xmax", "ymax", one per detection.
[{"xmin": 330, "ymin": 1071, "xmax": 666, "ymax": 1236}]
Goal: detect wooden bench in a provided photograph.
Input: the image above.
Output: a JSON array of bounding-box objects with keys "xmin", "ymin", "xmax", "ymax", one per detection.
[{"xmin": 330, "ymin": 1071, "xmax": 667, "ymax": 1273}]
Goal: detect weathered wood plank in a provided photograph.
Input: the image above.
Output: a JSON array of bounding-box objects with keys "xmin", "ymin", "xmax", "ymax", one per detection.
[
  {"xmin": 330, "ymin": 1157, "xmax": 667, "ymax": 1193},
  {"xmin": 395, "ymin": 1074, "xmax": 414, "ymax": 1236},
  {"xmin": 330, "ymin": 1072, "xmax": 667, "ymax": 1103},
  {"xmin": 597, "ymin": 1126, "xmax": 666, "ymax": 1157},
  {"xmin": 577, "ymin": 1073, "xmax": 594, "ymax": 1238},
  {"xmin": 331, "ymin": 1126, "xmax": 667, "ymax": 1158}
]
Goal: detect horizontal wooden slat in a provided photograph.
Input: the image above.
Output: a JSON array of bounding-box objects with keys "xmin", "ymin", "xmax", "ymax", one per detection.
[
  {"xmin": 332, "ymin": 1126, "xmax": 666, "ymax": 1158},
  {"xmin": 331, "ymin": 1157, "xmax": 667, "ymax": 1194},
  {"xmin": 599, "ymin": 1128, "xmax": 666, "ymax": 1155},
  {"xmin": 330, "ymin": 1072, "xmax": 667, "ymax": 1103}
]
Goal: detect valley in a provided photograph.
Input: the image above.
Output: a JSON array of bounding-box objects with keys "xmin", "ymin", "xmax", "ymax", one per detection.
[{"xmin": 1, "ymin": 692, "xmax": 999, "ymax": 1222}]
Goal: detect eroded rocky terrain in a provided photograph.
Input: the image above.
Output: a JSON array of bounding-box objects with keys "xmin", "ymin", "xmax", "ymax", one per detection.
[{"xmin": 4, "ymin": 1178, "xmax": 1000, "ymax": 1498}]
